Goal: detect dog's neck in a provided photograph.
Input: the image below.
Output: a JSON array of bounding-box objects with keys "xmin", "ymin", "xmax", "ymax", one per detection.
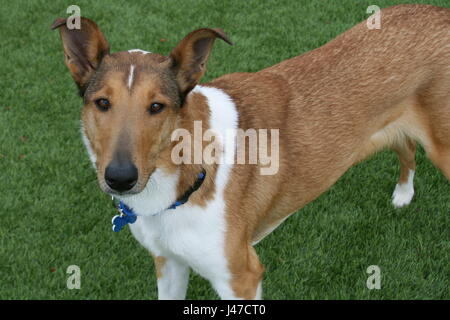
[{"xmin": 160, "ymin": 85, "xmax": 222, "ymax": 209}]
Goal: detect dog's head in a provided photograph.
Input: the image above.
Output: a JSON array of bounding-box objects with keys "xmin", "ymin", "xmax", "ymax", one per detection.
[{"xmin": 52, "ymin": 17, "xmax": 231, "ymax": 195}]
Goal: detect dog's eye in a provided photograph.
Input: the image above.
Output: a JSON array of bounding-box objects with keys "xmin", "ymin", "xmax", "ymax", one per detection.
[
  {"xmin": 95, "ymin": 98, "xmax": 111, "ymax": 111},
  {"xmin": 148, "ymin": 102, "xmax": 165, "ymax": 115}
]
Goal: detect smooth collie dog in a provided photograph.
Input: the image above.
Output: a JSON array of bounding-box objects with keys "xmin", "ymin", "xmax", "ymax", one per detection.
[{"xmin": 52, "ymin": 5, "xmax": 450, "ymax": 299}]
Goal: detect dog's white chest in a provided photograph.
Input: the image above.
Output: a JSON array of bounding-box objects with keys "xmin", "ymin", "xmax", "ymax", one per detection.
[{"xmin": 129, "ymin": 190, "xmax": 228, "ymax": 279}]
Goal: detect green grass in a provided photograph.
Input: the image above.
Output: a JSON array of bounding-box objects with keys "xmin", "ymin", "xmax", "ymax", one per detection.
[{"xmin": 0, "ymin": 0, "xmax": 449, "ymax": 299}]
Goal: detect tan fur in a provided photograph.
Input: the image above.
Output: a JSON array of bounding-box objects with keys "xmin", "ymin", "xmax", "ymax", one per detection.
[
  {"xmin": 154, "ymin": 256, "xmax": 166, "ymax": 279},
  {"xmin": 53, "ymin": 5, "xmax": 450, "ymax": 299},
  {"xmin": 218, "ymin": 5, "xmax": 450, "ymax": 298},
  {"xmin": 170, "ymin": 28, "xmax": 233, "ymax": 94}
]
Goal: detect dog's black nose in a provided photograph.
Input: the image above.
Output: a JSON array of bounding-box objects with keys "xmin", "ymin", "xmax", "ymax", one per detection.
[{"xmin": 105, "ymin": 160, "xmax": 138, "ymax": 192}]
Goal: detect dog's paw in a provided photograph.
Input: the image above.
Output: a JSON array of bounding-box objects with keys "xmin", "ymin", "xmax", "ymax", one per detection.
[{"xmin": 392, "ymin": 183, "xmax": 414, "ymax": 208}]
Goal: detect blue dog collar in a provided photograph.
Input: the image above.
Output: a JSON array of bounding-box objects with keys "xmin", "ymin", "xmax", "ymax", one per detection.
[{"xmin": 111, "ymin": 169, "xmax": 206, "ymax": 232}]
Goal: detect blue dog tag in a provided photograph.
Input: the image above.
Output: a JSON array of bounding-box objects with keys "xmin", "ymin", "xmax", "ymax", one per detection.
[{"xmin": 112, "ymin": 199, "xmax": 137, "ymax": 232}]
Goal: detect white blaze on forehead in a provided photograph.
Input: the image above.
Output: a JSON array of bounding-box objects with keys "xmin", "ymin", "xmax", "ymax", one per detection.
[
  {"xmin": 127, "ymin": 64, "xmax": 135, "ymax": 89},
  {"xmin": 126, "ymin": 50, "xmax": 151, "ymax": 89},
  {"xmin": 128, "ymin": 49, "xmax": 151, "ymax": 54}
]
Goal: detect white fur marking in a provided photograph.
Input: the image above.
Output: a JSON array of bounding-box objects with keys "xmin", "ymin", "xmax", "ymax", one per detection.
[
  {"xmin": 128, "ymin": 49, "xmax": 151, "ymax": 54},
  {"xmin": 255, "ymin": 281, "xmax": 263, "ymax": 300},
  {"xmin": 80, "ymin": 122, "xmax": 96, "ymax": 168},
  {"xmin": 127, "ymin": 64, "xmax": 135, "ymax": 89},
  {"xmin": 392, "ymin": 169, "xmax": 415, "ymax": 208},
  {"xmin": 157, "ymin": 258, "xmax": 190, "ymax": 300},
  {"xmin": 118, "ymin": 168, "xmax": 180, "ymax": 216}
]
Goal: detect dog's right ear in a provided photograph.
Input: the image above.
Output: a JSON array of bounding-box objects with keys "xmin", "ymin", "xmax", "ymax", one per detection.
[
  {"xmin": 51, "ymin": 17, "xmax": 110, "ymax": 95},
  {"xmin": 169, "ymin": 28, "xmax": 233, "ymax": 96}
]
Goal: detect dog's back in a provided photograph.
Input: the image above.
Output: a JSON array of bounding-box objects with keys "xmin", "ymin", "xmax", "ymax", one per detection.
[{"xmin": 209, "ymin": 5, "xmax": 450, "ymax": 242}]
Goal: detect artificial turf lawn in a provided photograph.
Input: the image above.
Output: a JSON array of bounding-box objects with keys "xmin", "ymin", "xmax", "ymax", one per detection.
[{"xmin": 0, "ymin": 0, "xmax": 448, "ymax": 299}]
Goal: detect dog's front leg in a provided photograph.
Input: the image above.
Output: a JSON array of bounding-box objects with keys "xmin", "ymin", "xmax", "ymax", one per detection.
[
  {"xmin": 153, "ymin": 256, "xmax": 190, "ymax": 300},
  {"xmin": 206, "ymin": 245, "xmax": 264, "ymax": 300}
]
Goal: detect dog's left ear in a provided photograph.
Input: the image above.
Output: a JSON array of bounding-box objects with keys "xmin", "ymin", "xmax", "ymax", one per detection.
[
  {"xmin": 51, "ymin": 17, "xmax": 110, "ymax": 95},
  {"xmin": 169, "ymin": 28, "xmax": 233, "ymax": 96}
]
